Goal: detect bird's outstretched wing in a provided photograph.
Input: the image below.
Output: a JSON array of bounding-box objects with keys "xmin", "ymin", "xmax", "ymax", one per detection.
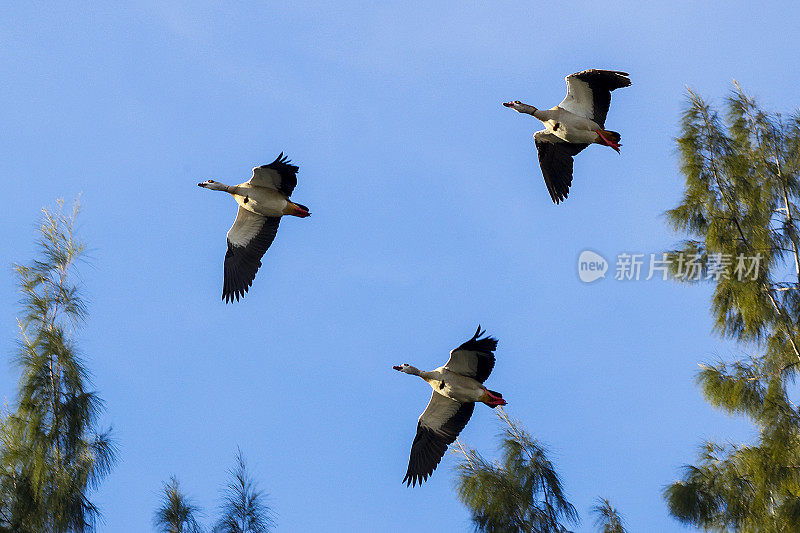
[
  {"xmin": 404, "ymin": 393, "xmax": 474, "ymax": 486},
  {"xmin": 444, "ymin": 326, "xmax": 498, "ymax": 383},
  {"xmin": 223, "ymin": 207, "xmax": 281, "ymax": 303},
  {"xmin": 250, "ymin": 153, "xmax": 299, "ymax": 197},
  {"xmin": 534, "ymin": 131, "xmax": 588, "ymax": 204},
  {"xmin": 558, "ymin": 69, "xmax": 630, "ymax": 128}
]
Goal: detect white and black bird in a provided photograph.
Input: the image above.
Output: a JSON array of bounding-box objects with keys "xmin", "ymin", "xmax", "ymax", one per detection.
[
  {"xmin": 503, "ymin": 69, "xmax": 631, "ymax": 204},
  {"xmin": 198, "ymin": 153, "xmax": 310, "ymax": 303},
  {"xmin": 393, "ymin": 327, "xmax": 506, "ymax": 486}
]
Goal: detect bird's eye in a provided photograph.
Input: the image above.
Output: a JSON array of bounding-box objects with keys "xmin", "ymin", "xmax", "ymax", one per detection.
[
  {"xmin": 208, "ymin": 180, "xmax": 215, "ymax": 183},
  {"xmin": 514, "ymin": 100, "xmax": 521, "ymax": 104}
]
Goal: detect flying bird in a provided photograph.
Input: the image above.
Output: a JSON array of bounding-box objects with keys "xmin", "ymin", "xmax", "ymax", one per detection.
[
  {"xmin": 503, "ymin": 69, "xmax": 631, "ymax": 204},
  {"xmin": 393, "ymin": 326, "xmax": 507, "ymax": 486},
  {"xmin": 198, "ymin": 153, "xmax": 310, "ymax": 303}
]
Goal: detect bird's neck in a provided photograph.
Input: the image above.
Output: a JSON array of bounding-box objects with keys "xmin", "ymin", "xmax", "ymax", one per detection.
[
  {"xmin": 516, "ymin": 103, "xmax": 539, "ymax": 116},
  {"xmin": 533, "ymin": 109, "xmax": 550, "ymax": 121},
  {"xmin": 402, "ymin": 366, "xmax": 428, "ymax": 378},
  {"xmin": 209, "ymin": 182, "xmax": 235, "ymax": 193},
  {"xmin": 418, "ymin": 370, "xmax": 439, "ymax": 381}
]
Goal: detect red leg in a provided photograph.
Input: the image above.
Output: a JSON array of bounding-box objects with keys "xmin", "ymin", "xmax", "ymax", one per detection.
[
  {"xmin": 482, "ymin": 387, "xmax": 507, "ymax": 406},
  {"xmin": 596, "ymin": 130, "xmax": 621, "ymax": 153}
]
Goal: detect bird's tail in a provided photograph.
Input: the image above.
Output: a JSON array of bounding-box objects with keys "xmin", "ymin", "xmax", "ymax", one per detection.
[
  {"xmin": 595, "ymin": 129, "xmax": 622, "ymax": 153},
  {"xmin": 284, "ymin": 202, "xmax": 311, "ymax": 217},
  {"xmin": 484, "ymin": 389, "xmax": 507, "ymax": 408},
  {"xmin": 597, "ymin": 130, "xmax": 621, "ymax": 144}
]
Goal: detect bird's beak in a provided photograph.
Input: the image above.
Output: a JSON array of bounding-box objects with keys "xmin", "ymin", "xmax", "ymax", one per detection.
[
  {"xmin": 392, "ymin": 365, "xmax": 402, "ymax": 371},
  {"xmin": 197, "ymin": 182, "xmax": 206, "ymax": 188},
  {"xmin": 502, "ymin": 102, "xmax": 514, "ymax": 108}
]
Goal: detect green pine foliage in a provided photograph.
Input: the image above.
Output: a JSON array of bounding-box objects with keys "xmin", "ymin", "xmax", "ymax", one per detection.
[
  {"xmin": 591, "ymin": 498, "xmax": 625, "ymax": 533},
  {"xmin": 154, "ymin": 476, "xmax": 202, "ymax": 533},
  {"xmin": 454, "ymin": 409, "xmax": 579, "ymax": 533},
  {"xmin": 0, "ymin": 200, "xmax": 115, "ymax": 532},
  {"xmin": 214, "ymin": 449, "xmax": 273, "ymax": 533},
  {"xmin": 664, "ymin": 85, "xmax": 800, "ymax": 530},
  {"xmin": 155, "ymin": 450, "xmax": 274, "ymax": 533}
]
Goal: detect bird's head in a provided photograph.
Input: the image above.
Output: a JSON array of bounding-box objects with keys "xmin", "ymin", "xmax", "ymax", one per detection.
[
  {"xmin": 503, "ymin": 100, "xmax": 537, "ymax": 114},
  {"xmin": 393, "ymin": 363, "xmax": 419, "ymax": 375},
  {"xmin": 197, "ymin": 179, "xmax": 227, "ymax": 191}
]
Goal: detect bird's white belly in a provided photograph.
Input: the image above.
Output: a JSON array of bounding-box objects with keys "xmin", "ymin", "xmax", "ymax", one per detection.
[
  {"xmin": 545, "ymin": 109, "xmax": 601, "ymax": 144},
  {"xmin": 437, "ymin": 386, "xmax": 480, "ymax": 404},
  {"xmin": 548, "ymin": 122, "xmax": 598, "ymax": 144},
  {"xmin": 434, "ymin": 371, "xmax": 483, "ymax": 403},
  {"xmin": 234, "ymin": 185, "xmax": 287, "ymax": 217},
  {"xmin": 563, "ymin": 128, "xmax": 599, "ymax": 144}
]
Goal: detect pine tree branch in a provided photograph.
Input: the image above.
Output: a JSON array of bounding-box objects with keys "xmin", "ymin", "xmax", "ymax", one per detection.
[
  {"xmin": 735, "ymin": 82, "xmax": 800, "ymax": 284},
  {"xmin": 777, "ymin": 154, "xmax": 799, "ymax": 284},
  {"xmin": 696, "ymin": 101, "xmax": 800, "ymax": 365},
  {"xmin": 453, "ymin": 438, "xmax": 476, "ymax": 471},
  {"xmin": 665, "ymin": 86, "xmax": 800, "ymax": 529},
  {"xmin": 2, "ymin": 199, "xmax": 113, "ymax": 530}
]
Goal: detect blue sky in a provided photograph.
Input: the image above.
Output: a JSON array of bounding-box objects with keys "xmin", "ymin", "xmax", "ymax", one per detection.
[{"xmin": 1, "ymin": 2, "xmax": 799, "ymax": 531}]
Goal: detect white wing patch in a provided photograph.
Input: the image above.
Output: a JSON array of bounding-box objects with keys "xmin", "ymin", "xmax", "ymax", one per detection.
[
  {"xmin": 533, "ymin": 130, "xmax": 564, "ymax": 144},
  {"xmin": 444, "ymin": 350, "xmax": 479, "ymax": 378},
  {"xmin": 419, "ymin": 393, "xmax": 462, "ymax": 432},
  {"xmin": 249, "ymin": 166, "xmax": 282, "ymax": 190},
  {"xmin": 558, "ymin": 76, "xmax": 595, "ymax": 120},
  {"xmin": 226, "ymin": 207, "xmax": 266, "ymax": 247}
]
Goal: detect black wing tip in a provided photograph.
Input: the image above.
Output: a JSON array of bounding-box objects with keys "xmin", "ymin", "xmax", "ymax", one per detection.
[
  {"xmin": 572, "ymin": 69, "xmax": 631, "ymax": 88},
  {"xmin": 543, "ymin": 164, "xmax": 571, "ymax": 204},
  {"xmin": 222, "ymin": 287, "xmax": 249, "ymax": 303},
  {"xmin": 550, "ymin": 183, "xmax": 570, "ymax": 203},
  {"xmin": 263, "ymin": 152, "xmax": 299, "ymax": 173},
  {"xmin": 468, "ymin": 325, "xmax": 498, "ymax": 351},
  {"xmin": 574, "ymin": 68, "xmax": 630, "ymax": 77},
  {"xmin": 223, "ymin": 275, "xmax": 255, "ymax": 303},
  {"xmin": 222, "ymin": 218, "xmax": 279, "ymax": 303},
  {"xmin": 454, "ymin": 326, "xmax": 498, "ymax": 355},
  {"xmin": 222, "ymin": 260, "xmax": 255, "ymax": 303},
  {"xmin": 403, "ymin": 470, "xmax": 432, "ymax": 487},
  {"xmin": 222, "ymin": 284, "xmax": 249, "ymax": 303},
  {"xmin": 403, "ymin": 423, "xmax": 451, "ymax": 487},
  {"xmin": 535, "ymin": 139, "xmax": 584, "ymax": 204}
]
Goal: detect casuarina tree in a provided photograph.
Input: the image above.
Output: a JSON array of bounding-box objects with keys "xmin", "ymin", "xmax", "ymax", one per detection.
[
  {"xmin": 0, "ymin": 200, "xmax": 115, "ymax": 532},
  {"xmin": 591, "ymin": 498, "xmax": 625, "ymax": 533},
  {"xmin": 664, "ymin": 84, "xmax": 800, "ymax": 530},
  {"xmin": 154, "ymin": 476, "xmax": 202, "ymax": 533},
  {"xmin": 454, "ymin": 408, "xmax": 579, "ymax": 533},
  {"xmin": 214, "ymin": 449, "xmax": 273, "ymax": 533}
]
